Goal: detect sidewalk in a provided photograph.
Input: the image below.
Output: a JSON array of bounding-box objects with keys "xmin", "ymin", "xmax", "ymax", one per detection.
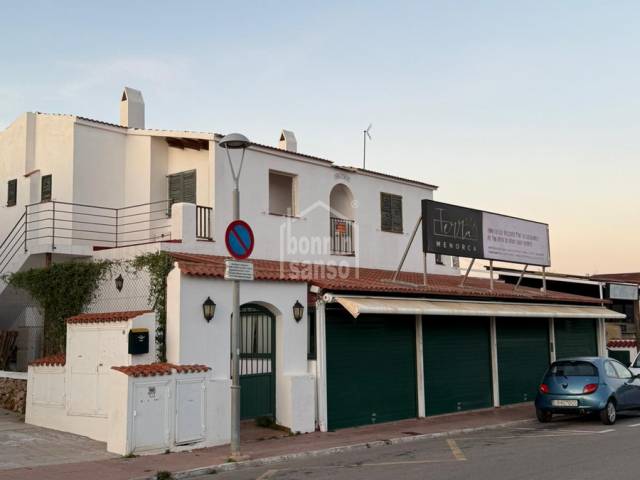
[{"xmin": 0, "ymin": 404, "xmax": 534, "ymax": 480}]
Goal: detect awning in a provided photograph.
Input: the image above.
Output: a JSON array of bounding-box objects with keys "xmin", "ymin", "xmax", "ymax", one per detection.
[{"xmin": 330, "ymin": 295, "xmax": 626, "ymax": 320}]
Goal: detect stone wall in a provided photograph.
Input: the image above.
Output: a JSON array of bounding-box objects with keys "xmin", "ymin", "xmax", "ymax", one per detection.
[{"xmin": 0, "ymin": 378, "xmax": 27, "ymax": 414}]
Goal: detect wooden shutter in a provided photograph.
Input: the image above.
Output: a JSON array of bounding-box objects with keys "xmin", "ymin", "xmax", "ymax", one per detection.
[
  {"xmin": 168, "ymin": 174, "xmax": 183, "ymax": 206},
  {"xmin": 380, "ymin": 193, "xmax": 392, "ymax": 232},
  {"xmin": 182, "ymin": 170, "xmax": 196, "ymax": 204},
  {"xmin": 168, "ymin": 170, "xmax": 196, "ymax": 205},
  {"xmin": 380, "ymin": 192, "xmax": 402, "ymax": 233},
  {"xmin": 7, "ymin": 179, "xmax": 17, "ymax": 207},
  {"xmin": 41, "ymin": 175, "xmax": 52, "ymax": 202},
  {"xmin": 390, "ymin": 194, "xmax": 403, "ymax": 233}
]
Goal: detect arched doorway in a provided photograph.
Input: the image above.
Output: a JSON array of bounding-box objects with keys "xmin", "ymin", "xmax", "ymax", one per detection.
[
  {"xmin": 240, "ymin": 303, "xmax": 276, "ymax": 419},
  {"xmin": 329, "ymin": 184, "xmax": 355, "ymax": 255}
]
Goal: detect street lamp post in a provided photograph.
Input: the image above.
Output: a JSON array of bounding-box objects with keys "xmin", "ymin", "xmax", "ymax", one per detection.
[{"xmin": 219, "ymin": 133, "xmax": 251, "ymax": 459}]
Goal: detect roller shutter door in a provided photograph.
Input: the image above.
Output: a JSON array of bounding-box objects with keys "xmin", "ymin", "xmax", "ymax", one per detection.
[
  {"xmin": 554, "ymin": 319, "xmax": 598, "ymax": 359},
  {"xmin": 608, "ymin": 349, "xmax": 631, "ymax": 365},
  {"xmin": 326, "ymin": 312, "xmax": 417, "ymax": 430},
  {"xmin": 497, "ymin": 318, "xmax": 549, "ymax": 405},
  {"xmin": 423, "ymin": 316, "xmax": 493, "ymax": 415}
]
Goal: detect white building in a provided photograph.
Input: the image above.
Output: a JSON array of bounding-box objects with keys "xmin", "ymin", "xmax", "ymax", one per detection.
[
  {"xmin": 1, "ymin": 88, "xmax": 624, "ymax": 455},
  {"xmin": 0, "ymin": 87, "xmax": 456, "ymax": 370}
]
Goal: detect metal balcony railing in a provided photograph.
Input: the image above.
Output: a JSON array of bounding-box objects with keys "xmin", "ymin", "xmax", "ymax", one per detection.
[
  {"xmin": 196, "ymin": 206, "xmax": 213, "ymax": 240},
  {"xmin": 0, "ymin": 200, "xmax": 213, "ymax": 274},
  {"xmin": 330, "ymin": 217, "xmax": 355, "ymax": 255}
]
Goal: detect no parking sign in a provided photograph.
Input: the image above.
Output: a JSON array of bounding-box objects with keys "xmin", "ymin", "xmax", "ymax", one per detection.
[{"xmin": 225, "ymin": 220, "xmax": 254, "ymax": 260}]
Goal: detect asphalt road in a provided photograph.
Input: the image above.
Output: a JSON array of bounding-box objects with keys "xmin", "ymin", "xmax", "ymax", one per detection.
[{"xmin": 195, "ymin": 411, "xmax": 640, "ymax": 480}]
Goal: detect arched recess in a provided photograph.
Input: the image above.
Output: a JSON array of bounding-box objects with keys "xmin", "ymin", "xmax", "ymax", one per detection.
[
  {"xmin": 329, "ymin": 184, "xmax": 356, "ymax": 255},
  {"xmin": 329, "ymin": 183, "xmax": 355, "ymax": 220}
]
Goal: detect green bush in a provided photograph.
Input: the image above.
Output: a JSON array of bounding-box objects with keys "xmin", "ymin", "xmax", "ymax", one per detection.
[{"xmin": 5, "ymin": 260, "xmax": 113, "ymax": 354}]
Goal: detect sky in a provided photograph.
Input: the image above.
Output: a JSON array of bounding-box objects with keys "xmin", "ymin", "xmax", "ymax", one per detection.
[{"xmin": 1, "ymin": 1, "xmax": 639, "ymax": 275}]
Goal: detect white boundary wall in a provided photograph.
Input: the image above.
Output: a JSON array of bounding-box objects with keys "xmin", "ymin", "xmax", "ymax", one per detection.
[
  {"xmin": 108, "ymin": 369, "xmax": 226, "ymax": 455},
  {"xmin": 25, "ymin": 313, "xmax": 156, "ymax": 443}
]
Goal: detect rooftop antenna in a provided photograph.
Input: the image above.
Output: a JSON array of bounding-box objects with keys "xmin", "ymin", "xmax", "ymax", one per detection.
[{"xmin": 363, "ymin": 123, "xmax": 372, "ymax": 169}]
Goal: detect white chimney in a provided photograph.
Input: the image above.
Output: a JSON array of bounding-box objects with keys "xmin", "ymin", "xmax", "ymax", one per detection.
[
  {"xmin": 278, "ymin": 129, "xmax": 297, "ymax": 152},
  {"xmin": 120, "ymin": 87, "xmax": 145, "ymax": 128}
]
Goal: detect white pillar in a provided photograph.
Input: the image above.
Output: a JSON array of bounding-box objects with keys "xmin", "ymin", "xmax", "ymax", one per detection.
[
  {"xmin": 415, "ymin": 315, "xmax": 425, "ymax": 418},
  {"xmin": 597, "ymin": 318, "xmax": 606, "ymax": 357},
  {"xmin": 597, "ymin": 283, "xmax": 606, "ymax": 357},
  {"xmin": 170, "ymin": 202, "xmax": 197, "ymax": 244},
  {"xmin": 549, "ymin": 318, "xmax": 556, "ymax": 363},
  {"xmin": 490, "ymin": 316, "xmax": 500, "ymax": 408},
  {"xmin": 315, "ymin": 299, "xmax": 328, "ymax": 432}
]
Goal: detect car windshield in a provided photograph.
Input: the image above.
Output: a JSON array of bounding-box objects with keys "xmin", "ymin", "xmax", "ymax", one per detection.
[{"xmin": 549, "ymin": 361, "xmax": 598, "ymax": 377}]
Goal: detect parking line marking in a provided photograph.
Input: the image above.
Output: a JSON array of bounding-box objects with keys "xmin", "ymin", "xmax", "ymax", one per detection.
[
  {"xmin": 447, "ymin": 439, "xmax": 467, "ymax": 461},
  {"xmin": 256, "ymin": 469, "xmax": 279, "ymax": 480},
  {"xmin": 598, "ymin": 429, "xmax": 615, "ymax": 433},
  {"xmin": 361, "ymin": 459, "xmax": 458, "ymax": 467},
  {"xmin": 513, "ymin": 427, "xmax": 602, "ymax": 434},
  {"xmin": 629, "ymin": 423, "xmax": 640, "ymax": 427}
]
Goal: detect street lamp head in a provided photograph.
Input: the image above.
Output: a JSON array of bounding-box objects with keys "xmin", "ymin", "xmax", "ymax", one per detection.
[{"xmin": 219, "ymin": 133, "xmax": 250, "ymax": 150}]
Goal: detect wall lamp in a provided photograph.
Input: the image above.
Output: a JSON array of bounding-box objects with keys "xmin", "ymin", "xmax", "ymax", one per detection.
[
  {"xmin": 203, "ymin": 297, "xmax": 216, "ymax": 322},
  {"xmin": 293, "ymin": 300, "xmax": 304, "ymax": 323},
  {"xmin": 115, "ymin": 274, "xmax": 124, "ymax": 292}
]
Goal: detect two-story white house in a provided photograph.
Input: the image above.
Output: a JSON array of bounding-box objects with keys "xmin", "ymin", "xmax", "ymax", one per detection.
[
  {"xmin": 1, "ymin": 88, "xmax": 623, "ymax": 456},
  {"xmin": 0, "ymin": 87, "xmax": 456, "ymax": 370}
]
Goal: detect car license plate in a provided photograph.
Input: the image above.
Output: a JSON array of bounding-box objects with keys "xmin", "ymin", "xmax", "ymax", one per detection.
[{"xmin": 552, "ymin": 399, "xmax": 578, "ymax": 407}]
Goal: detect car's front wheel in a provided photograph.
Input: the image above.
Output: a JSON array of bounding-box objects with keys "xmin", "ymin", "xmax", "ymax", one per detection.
[
  {"xmin": 536, "ymin": 408, "xmax": 552, "ymax": 423},
  {"xmin": 600, "ymin": 400, "xmax": 617, "ymax": 425}
]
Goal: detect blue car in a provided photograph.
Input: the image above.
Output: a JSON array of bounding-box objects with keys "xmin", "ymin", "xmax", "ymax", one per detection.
[{"xmin": 535, "ymin": 357, "xmax": 640, "ymax": 425}]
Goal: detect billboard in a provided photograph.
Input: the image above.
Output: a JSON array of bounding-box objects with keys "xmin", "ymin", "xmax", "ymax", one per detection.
[
  {"xmin": 608, "ymin": 283, "xmax": 639, "ymax": 301},
  {"xmin": 422, "ymin": 200, "xmax": 550, "ymax": 267}
]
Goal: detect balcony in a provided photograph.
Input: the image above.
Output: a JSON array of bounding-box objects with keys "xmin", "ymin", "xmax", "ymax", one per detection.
[
  {"xmin": 0, "ymin": 200, "xmax": 212, "ymax": 273},
  {"xmin": 330, "ymin": 217, "xmax": 355, "ymax": 256}
]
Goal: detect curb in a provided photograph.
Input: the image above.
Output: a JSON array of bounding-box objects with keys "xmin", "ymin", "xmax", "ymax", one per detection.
[{"xmin": 136, "ymin": 417, "xmax": 535, "ymax": 480}]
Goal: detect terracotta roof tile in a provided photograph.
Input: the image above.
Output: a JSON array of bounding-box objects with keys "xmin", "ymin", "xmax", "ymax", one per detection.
[
  {"xmin": 67, "ymin": 310, "xmax": 152, "ymax": 324},
  {"xmin": 170, "ymin": 252, "xmax": 604, "ymax": 305},
  {"xmin": 111, "ymin": 363, "xmax": 210, "ymax": 377},
  {"xmin": 591, "ymin": 273, "xmax": 640, "ymax": 285},
  {"xmin": 607, "ymin": 339, "xmax": 637, "ymax": 348},
  {"xmin": 30, "ymin": 354, "xmax": 66, "ymax": 367}
]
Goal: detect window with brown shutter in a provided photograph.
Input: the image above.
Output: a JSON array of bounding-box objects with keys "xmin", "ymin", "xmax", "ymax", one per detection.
[
  {"xmin": 380, "ymin": 192, "xmax": 403, "ymax": 233},
  {"xmin": 167, "ymin": 170, "xmax": 197, "ymax": 206},
  {"xmin": 41, "ymin": 175, "xmax": 52, "ymax": 202},
  {"xmin": 7, "ymin": 179, "xmax": 17, "ymax": 207}
]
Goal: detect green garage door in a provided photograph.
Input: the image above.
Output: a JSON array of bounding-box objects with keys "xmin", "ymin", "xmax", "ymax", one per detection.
[
  {"xmin": 554, "ymin": 319, "xmax": 598, "ymax": 359},
  {"xmin": 326, "ymin": 312, "xmax": 417, "ymax": 430},
  {"xmin": 423, "ymin": 316, "xmax": 493, "ymax": 415},
  {"xmin": 497, "ymin": 318, "xmax": 549, "ymax": 405},
  {"xmin": 609, "ymin": 349, "xmax": 631, "ymax": 365}
]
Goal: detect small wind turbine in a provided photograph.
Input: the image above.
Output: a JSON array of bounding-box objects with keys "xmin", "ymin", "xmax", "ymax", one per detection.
[{"xmin": 363, "ymin": 123, "xmax": 372, "ymax": 169}]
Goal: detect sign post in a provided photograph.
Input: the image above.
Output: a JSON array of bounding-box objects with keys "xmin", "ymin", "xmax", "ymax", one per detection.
[{"xmin": 225, "ymin": 219, "xmax": 254, "ymax": 459}]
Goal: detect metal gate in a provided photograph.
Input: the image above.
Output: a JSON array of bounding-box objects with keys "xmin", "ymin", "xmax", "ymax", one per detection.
[{"xmin": 240, "ymin": 304, "xmax": 275, "ymax": 420}]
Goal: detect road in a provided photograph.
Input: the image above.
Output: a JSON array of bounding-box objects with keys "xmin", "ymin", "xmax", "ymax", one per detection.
[{"xmin": 195, "ymin": 412, "xmax": 640, "ymax": 480}]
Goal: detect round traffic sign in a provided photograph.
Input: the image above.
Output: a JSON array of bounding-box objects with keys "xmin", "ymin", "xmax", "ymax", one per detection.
[{"xmin": 225, "ymin": 220, "xmax": 255, "ymax": 260}]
